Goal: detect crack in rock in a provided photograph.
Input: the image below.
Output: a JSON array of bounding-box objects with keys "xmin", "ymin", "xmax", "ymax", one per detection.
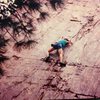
[
  {"xmin": 11, "ymin": 87, "xmax": 28, "ymax": 100},
  {"xmin": 67, "ymin": 62, "xmax": 100, "ymax": 69},
  {"xmin": 72, "ymin": 19, "xmax": 100, "ymax": 41},
  {"xmin": 64, "ymin": 88, "xmax": 98, "ymax": 99},
  {"xmin": 38, "ymin": 92, "xmax": 45, "ymax": 100}
]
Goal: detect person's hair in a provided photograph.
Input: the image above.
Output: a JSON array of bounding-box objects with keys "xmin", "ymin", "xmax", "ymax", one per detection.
[{"xmin": 64, "ymin": 38, "xmax": 69, "ymax": 41}]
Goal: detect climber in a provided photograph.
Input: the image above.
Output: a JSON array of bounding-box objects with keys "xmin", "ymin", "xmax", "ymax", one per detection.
[{"xmin": 47, "ymin": 37, "xmax": 73, "ymax": 67}]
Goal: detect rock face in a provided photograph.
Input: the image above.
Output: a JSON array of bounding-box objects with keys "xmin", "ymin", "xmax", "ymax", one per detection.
[{"xmin": 0, "ymin": 0, "xmax": 100, "ymax": 100}]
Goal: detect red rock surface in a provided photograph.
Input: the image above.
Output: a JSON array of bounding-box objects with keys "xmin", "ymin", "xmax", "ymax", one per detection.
[{"xmin": 0, "ymin": 0, "xmax": 100, "ymax": 100}]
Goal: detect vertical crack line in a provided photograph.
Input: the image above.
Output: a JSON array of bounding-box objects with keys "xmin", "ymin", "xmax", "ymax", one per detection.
[{"xmin": 39, "ymin": 92, "xmax": 45, "ymax": 100}]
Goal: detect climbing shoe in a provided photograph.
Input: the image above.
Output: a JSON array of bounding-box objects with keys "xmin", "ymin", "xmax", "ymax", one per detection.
[
  {"xmin": 59, "ymin": 62, "xmax": 66, "ymax": 67},
  {"xmin": 44, "ymin": 56, "xmax": 51, "ymax": 62}
]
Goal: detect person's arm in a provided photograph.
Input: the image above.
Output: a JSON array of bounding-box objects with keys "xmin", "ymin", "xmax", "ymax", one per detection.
[{"xmin": 68, "ymin": 40, "xmax": 73, "ymax": 46}]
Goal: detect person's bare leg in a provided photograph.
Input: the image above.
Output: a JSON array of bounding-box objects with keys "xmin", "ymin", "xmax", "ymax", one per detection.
[
  {"xmin": 45, "ymin": 48, "xmax": 55, "ymax": 62},
  {"xmin": 48, "ymin": 47, "xmax": 55, "ymax": 55},
  {"xmin": 58, "ymin": 48, "xmax": 63, "ymax": 63}
]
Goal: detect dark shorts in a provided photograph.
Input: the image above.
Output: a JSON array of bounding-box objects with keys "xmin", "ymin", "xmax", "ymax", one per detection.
[{"xmin": 51, "ymin": 43, "xmax": 63, "ymax": 49}]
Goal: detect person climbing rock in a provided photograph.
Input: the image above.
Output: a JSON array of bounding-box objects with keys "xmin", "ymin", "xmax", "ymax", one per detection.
[{"xmin": 47, "ymin": 37, "xmax": 73, "ymax": 67}]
